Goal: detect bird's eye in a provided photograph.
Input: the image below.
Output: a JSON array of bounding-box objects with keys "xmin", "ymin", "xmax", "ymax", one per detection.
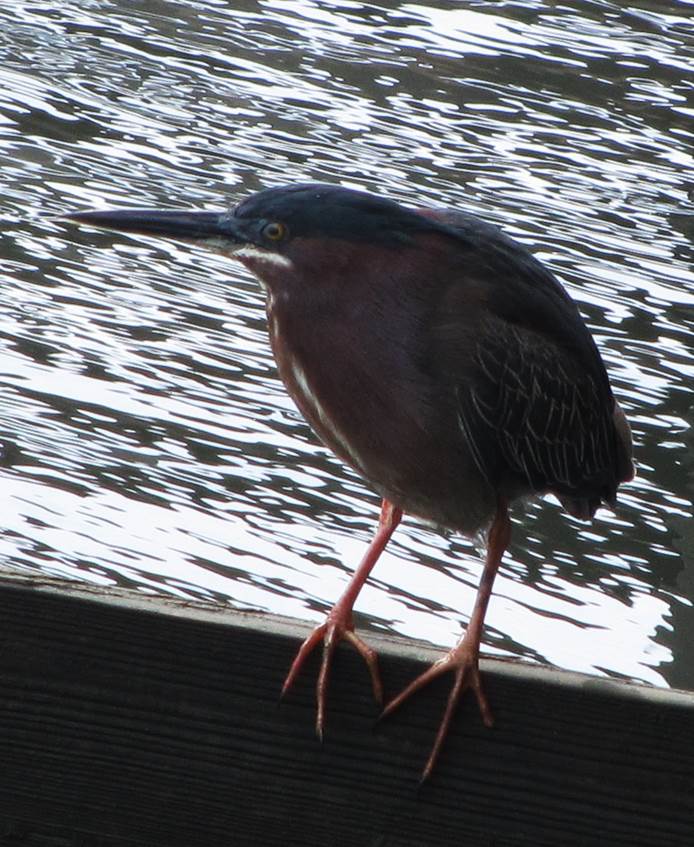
[{"xmin": 263, "ymin": 221, "xmax": 287, "ymax": 242}]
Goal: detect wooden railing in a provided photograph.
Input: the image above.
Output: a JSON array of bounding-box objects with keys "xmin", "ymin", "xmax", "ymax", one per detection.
[{"xmin": 0, "ymin": 574, "xmax": 693, "ymax": 846}]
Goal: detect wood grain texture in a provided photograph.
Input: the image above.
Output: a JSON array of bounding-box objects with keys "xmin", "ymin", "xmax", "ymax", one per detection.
[{"xmin": 0, "ymin": 575, "xmax": 692, "ymax": 847}]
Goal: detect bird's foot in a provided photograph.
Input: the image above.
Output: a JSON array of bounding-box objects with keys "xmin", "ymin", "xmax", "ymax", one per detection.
[
  {"xmin": 380, "ymin": 637, "xmax": 493, "ymax": 781},
  {"xmin": 281, "ymin": 605, "xmax": 383, "ymax": 740}
]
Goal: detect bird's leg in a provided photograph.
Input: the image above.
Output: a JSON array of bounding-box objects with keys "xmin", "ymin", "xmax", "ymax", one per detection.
[
  {"xmin": 281, "ymin": 498, "xmax": 403, "ymax": 738},
  {"xmin": 381, "ymin": 499, "xmax": 511, "ymax": 781}
]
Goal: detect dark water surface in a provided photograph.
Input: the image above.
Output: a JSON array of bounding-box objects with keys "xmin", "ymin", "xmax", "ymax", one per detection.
[{"xmin": 1, "ymin": 0, "xmax": 692, "ymax": 689}]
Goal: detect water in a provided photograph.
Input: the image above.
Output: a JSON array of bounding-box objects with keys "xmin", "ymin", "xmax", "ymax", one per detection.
[{"xmin": 0, "ymin": 0, "xmax": 692, "ymax": 690}]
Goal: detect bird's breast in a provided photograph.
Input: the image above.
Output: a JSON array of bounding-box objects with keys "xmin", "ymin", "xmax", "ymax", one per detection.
[
  {"xmin": 266, "ymin": 305, "xmax": 497, "ymax": 534},
  {"xmin": 267, "ymin": 305, "xmax": 410, "ymax": 483}
]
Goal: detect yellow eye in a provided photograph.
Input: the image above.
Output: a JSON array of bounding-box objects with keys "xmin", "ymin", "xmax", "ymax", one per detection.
[{"xmin": 263, "ymin": 221, "xmax": 287, "ymax": 242}]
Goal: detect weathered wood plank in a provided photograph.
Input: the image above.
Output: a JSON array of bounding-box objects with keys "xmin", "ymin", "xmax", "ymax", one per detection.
[{"xmin": 0, "ymin": 574, "xmax": 692, "ymax": 847}]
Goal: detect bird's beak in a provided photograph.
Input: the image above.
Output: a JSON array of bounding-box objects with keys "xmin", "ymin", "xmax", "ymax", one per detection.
[{"xmin": 63, "ymin": 207, "xmax": 248, "ymax": 248}]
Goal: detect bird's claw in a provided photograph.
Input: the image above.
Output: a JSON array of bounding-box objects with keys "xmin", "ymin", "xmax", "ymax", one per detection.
[
  {"xmin": 281, "ymin": 612, "xmax": 383, "ymax": 740},
  {"xmin": 380, "ymin": 640, "xmax": 493, "ymax": 781}
]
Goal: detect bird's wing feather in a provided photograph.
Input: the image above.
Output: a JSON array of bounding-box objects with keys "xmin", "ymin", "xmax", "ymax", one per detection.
[{"xmin": 455, "ymin": 318, "xmax": 618, "ymax": 514}]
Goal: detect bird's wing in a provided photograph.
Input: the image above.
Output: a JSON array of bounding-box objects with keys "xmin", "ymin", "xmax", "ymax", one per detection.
[
  {"xmin": 420, "ymin": 205, "xmax": 629, "ymax": 515},
  {"xmin": 455, "ymin": 316, "xmax": 618, "ymax": 517}
]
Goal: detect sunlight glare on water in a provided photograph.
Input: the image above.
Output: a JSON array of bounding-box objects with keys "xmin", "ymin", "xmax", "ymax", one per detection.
[{"xmin": 0, "ymin": 0, "xmax": 692, "ymax": 691}]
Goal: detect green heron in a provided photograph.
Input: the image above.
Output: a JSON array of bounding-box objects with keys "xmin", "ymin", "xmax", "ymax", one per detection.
[{"xmin": 66, "ymin": 183, "xmax": 634, "ymax": 779}]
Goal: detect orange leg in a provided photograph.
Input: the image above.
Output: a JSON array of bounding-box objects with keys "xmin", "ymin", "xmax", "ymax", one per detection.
[
  {"xmin": 381, "ymin": 499, "xmax": 511, "ymax": 781},
  {"xmin": 281, "ymin": 499, "xmax": 402, "ymax": 739}
]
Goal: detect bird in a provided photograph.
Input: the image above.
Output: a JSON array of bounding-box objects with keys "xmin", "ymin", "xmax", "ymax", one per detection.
[{"xmin": 65, "ymin": 183, "xmax": 634, "ymax": 780}]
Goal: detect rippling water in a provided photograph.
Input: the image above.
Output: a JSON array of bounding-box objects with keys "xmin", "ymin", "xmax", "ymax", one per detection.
[{"xmin": 1, "ymin": 0, "xmax": 692, "ymax": 690}]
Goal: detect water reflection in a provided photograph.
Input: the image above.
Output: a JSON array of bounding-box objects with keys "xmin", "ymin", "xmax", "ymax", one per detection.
[{"xmin": 0, "ymin": 0, "xmax": 692, "ymax": 690}]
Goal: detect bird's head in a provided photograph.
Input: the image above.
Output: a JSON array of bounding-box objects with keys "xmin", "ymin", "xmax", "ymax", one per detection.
[{"xmin": 65, "ymin": 183, "xmax": 450, "ymax": 299}]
